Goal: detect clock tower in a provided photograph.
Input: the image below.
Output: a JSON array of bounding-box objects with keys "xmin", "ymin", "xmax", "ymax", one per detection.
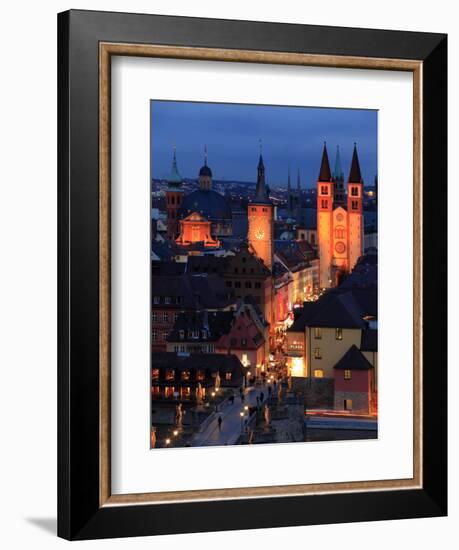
[{"xmin": 248, "ymin": 146, "xmax": 274, "ymax": 270}]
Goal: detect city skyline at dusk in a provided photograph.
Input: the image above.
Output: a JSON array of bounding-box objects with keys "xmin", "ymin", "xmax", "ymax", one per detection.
[{"xmin": 151, "ymin": 100, "xmax": 378, "ymax": 187}]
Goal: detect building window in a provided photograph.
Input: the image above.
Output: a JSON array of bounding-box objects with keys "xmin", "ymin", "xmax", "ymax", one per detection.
[
  {"xmin": 344, "ymin": 399, "xmax": 353, "ymax": 410},
  {"xmin": 226, "ymin": 280, "xmax": 232, "ymax": 287},
  {"xmin": 202, "ymin": 330, "xmax": 207, "ymax": 339},
  {"xmin": 351, "ymin": 200, "xmax": 358, "ymax": 210},
  {"xmin": 251, "ymin": 207, "xmax": 256, "ymax": 212},
  {"xmin": 162, "ymin": 332, "xmax": 168, "ymax": 341},
  {"xmin": 165, "ymin": 369, "xmax": 175, "ymax": 381},
  {"xmin": 152, "ymin": 312, "xmax": 157, "ymax": 322},
  {"xmin": 152, "ymin": 331, "xmax": 157, "ymax": 341},
  {"xmin": 230, "ymin": 337, "xmax": 237, "ymax": 347},
  {"xmin": 241, "ymin": 338, "xmax": 247, "ymax": 347},
  {"xmin": 153, "ymin": 296, "xmax": 160, "ymax": 304},
  {"xmin": 314, "ymin": 327, "xmax": 322, "ymax": 339},
  {"xmin": 334, "ymin": 227, "xmax": 345, "ymax": 239},
  {"xmin": 163, "ymin": 312, "xmax": 168, "ymax": 322},
  {"xmin": 174, "ymin": 313, "xmax": 179, "ymax": 321},
  {"xmin": 181, "ymin": 370, "xmax": 190, "ymax": 381},
  {"xmin": 176, "ymin": 296, "xmax": 182, "ymax": 305},
  {"xmin": 225, "ymin": 372, "xmax": 232, "ymax": 381},
  {"xmin": 196, "ymin": 369, "xmax": 205, "ymax": 381},
  {"xmin": 235, "ymin": 281, "xmax": 241, "ymax": 289},
  {"xmin": 310, "ymin": 233, "xmax": 315, "ymax": 245},
  {"xmin": 173, "ymin": 345, "xmax": 178, "ymax": 352},
  {"xmin": 262, "ymin": 207, "xmax": 267, "ymax": 212},
  {"xmin": 321, "ymin": 185, "xmax": 328, "ymax": 195},
  {"xmin": 313, "ymin": 369, "xmax": 324, "ymax": 378},
  {"xmin": 314, "ymin": 348, "xmax": 322, "ymax": 359},
  {"xmin": 321, "ymin": 199, "xmax": 328, "ymax": 209},
  {"xmin": 151, "ymin": 368, "xmax": 159, "ymax": 380},
  {"xmin": 351, "ymin": 186, "xmax": 359, "ymax": 197},
  {"xmin": 254, "ymin": 282, "xmax": 261, "ymax": 289},
  {"xmin": 179, "ymin": 330, "xmax": 184, "ymax": 339},
  {"xmin": 245, "ymin": 281, "xmax": 252, "ymax": 289},
  {"xmin": 344, "ymin": 369, "xmax": 352, "ymax": 380},
  {"xmin": 335, "ymin": 328, "xmax": 343, "ymax": 340},
  {"xmin": 234, "ymin": 267, "xmax": 238, "ymax": 274}
]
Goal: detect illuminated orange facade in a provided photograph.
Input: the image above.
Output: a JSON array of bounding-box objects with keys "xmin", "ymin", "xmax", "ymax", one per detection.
[
  {"xmin": 248, "ymin": 152, "xmax": 274, "ymax": 269},
  {"xmin": 317, "ymin": 143, "xmax": 363, "ymax": 288},
  {"xmin": 175, "ymin": 212, "xmax": 220, "ymax": 247}
]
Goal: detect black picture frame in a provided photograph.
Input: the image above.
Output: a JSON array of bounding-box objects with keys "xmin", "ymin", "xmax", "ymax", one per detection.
[{"xmin": 58, "ymin": 9, "xmax": 447, "ymax": 540}]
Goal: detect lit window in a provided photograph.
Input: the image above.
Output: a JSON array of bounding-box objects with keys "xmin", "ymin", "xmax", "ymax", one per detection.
[
  {"xmin": 313, "ymin": 369, "xmax": 324, "ymax": 378},
  {"xmin": 151, "ymin": 368, "xmax": 159, "ymax": 380},
  {"xmin": 174, "ymin": 313, "xmax": 179, "ymax": 321},
  {"xmin": 196, "ymin": 369, "xmax": 205, "ymax": 381},
  {"xmin": 165, "ymin": 369, "xmax": 175, "ymax": 381},
  {"xmin": 152, "ymin": 331, "xmax": 157, "ymax": 341},
  {"xmin": 225, "ymin": 372, "xmax": 232, "ymax": 381},
  {"xmin": 344, "ymin": 369, "xmax": 351, "ymax": 380},
  {"xmin": 314, "ymin": 327, "xmax": 322, "ymax": 339},
  {"xmin": 314, "ymin": 348, "xmax": 322, "ymax": 359},
  {"xmin": 202, "ymin": 330, "xmax": 207, "ymax": 339},
  {"xmin": 152, "ymin": 312, "xmax": 157, "ymax": 322},
  {"xmin": 162, "ymin": 332, "xmax": 168, "ymax": 341},
  {"xmin": 165, "ymin": 297, "xmax": 171, "ymax": 305},
  {"xmin": 334, "ymin": 227, "xmax": 345, "ymax": 239},
  {"xmin": 181, "ymin": 370, "xmax": 190, "ymax": 381},
  {"xmin": 344, "ymin": 399, "xmax": 353, "ymax": 410},
  {"xmin": 335, "ymin": 328, "xmax": 343, "ymax": 340},
  {"xmin": 153, "ymin": 296, "xmax": 160, "ymax": 304},
  {"xmin": 163, "ymin": 312, "xmax": 168, "ymax": 322}
]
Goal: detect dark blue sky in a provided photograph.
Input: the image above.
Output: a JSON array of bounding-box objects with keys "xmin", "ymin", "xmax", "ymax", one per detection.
[{"xmin": 150, "ymin": 101, "xmax": 377, "ymax": 188}]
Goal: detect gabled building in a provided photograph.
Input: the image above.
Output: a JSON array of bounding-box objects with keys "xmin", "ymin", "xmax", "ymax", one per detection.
[
  {"xmin": 151, "ymin": 273, "xmax": 235, "ymax": 352},
  {"xmin": 286, "ymin": 284, "xmax": 377, "ymax": 414}
]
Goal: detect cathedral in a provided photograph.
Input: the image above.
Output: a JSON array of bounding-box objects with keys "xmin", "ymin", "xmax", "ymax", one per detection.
[{"xmin": 317, "ymin": 142, "xmax": 364, "ymax": 288}]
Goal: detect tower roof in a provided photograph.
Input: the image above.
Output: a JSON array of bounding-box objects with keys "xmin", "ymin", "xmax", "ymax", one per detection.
[
  {"xmin": 318, "ymin": 142, "xmax": 332, "ymax": 182},
  {"xmin": 253, "ymin": 142, "xmax": 271, "ymax": 205},
  {"xmin": 333, "ymin": 145, "xmax": 344, "ymax": 180},
  {"xmin": 348, "ymin": 143, "xmax": 363, "ymax": 183},
  {"xmin": 199, "ymin": 146, "xmax": 212, "ymax": 177},
  {"xmin": 167, "ymin": 146, "xmax": 183, "ymax": 186}
]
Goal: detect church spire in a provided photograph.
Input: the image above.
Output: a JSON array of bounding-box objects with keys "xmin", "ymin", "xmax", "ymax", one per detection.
[
  {"xmin": 348, "ymin": 143, "xmax": 363, "ymax": 183},
  {"xmin": 318, "ymin": 142, "xmax": 332, "ymax": 182},
  {"xmin": 253, "ymin": 140, "xmax": 271, "ymax": 204},
  {"xmin": 167, "ymin": 144, "xmax": 183, "ymax": 186},
  {"xmin": 333, "ymin": 145, "xmax": 344, "ymax": 181},
  {"xmin": 204, "ymin": 144, "xmax": 208, "ymax": 166}
]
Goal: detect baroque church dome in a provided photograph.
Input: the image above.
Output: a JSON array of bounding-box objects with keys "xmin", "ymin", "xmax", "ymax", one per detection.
[{"xmin": 180, "ymin": 189, "xmax": 232, "ymax": 221}]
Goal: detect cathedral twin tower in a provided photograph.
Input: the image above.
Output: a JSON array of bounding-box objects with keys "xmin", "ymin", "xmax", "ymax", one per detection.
[
  {"xmin": 316, "ymin": 143, "xmax": 364, "ymax": 288},
  {"xmin": 248, "ymin": 142, "xmax": 364, "ymax": 289}
]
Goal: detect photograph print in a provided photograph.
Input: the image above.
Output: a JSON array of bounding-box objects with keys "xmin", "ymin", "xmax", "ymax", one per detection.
[{"xmin": 150, "ymin": 100, "xmax": 378, "ymax": 449}]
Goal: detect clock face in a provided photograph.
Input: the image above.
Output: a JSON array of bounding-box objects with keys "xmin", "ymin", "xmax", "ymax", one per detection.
[
  {"xmin": 255, "ymin": 227, "xmax": 265, "ymax": 240},
  {"xmin": 335, "ymin": 241, "xmax": 346, "ymax": 254}
]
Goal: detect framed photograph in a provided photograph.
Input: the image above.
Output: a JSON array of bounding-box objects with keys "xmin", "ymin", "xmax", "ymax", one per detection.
[{"xmin": 58, "ymin": 10, "xmax": 447, "ymax": 540}]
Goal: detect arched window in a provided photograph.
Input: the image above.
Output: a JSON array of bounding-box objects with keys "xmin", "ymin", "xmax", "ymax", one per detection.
[{"xmin": 334, "ymin": 226, "xmax": 345, "ymax": 239}]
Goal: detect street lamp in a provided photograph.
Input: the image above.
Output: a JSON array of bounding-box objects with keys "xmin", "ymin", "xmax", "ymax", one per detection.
[
  {"xmin": 173, "ymin": 430, "xmax": 178, "ymax": 437},
  {"xmin": 240, "ymin": 411, "xmax": 244, "ymax": 432},
  {"xmin": 165, "ymin": 438, "xmax": 171, "ymax": 447}
]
